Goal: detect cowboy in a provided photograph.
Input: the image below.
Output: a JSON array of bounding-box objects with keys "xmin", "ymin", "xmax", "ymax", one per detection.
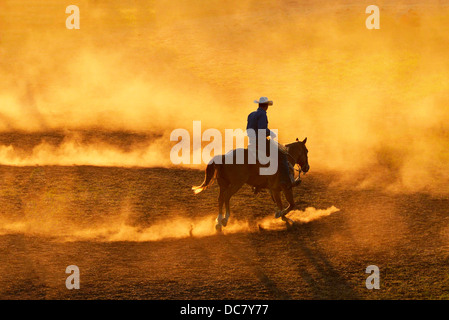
[{"xmin": 246, "ymin": 97, "xmax": 300, "ymax": 192}]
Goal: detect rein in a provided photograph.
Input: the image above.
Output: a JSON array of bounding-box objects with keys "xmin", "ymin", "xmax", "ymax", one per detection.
[{"xmin": 271, "ymin": 139, "xmax": 302, "ymax": 170}]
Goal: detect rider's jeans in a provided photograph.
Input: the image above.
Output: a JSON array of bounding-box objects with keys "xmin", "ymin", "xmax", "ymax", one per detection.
[{"xmin": 279, "ymin": 153, "xmax": 291, "ymax": 187}]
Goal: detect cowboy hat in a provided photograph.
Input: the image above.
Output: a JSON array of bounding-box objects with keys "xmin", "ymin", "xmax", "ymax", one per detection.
[{"xmin": 254, "ymin": 97, "xmax": 273, "ymax": 105}]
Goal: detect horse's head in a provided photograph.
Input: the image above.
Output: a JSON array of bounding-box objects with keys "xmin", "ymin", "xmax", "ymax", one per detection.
[{"xmin": 287, "ymin": 137, "xmax": 309, "ymax": 173}]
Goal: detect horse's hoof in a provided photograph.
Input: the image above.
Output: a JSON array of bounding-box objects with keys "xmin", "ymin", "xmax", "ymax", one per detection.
[
  {"xmin": 215, "ymin": 224, "xmax": 223, "ymax": 233},
  {"xmin": 286, "ymin": 221, "xmax": 297, "ymax": 230},
  {"xmin": 275, "ymin": 211, "xmax": 282, "ymax": 219},
  {"xmin": 221, "ymin": 219, "xmax": 228, "ymax": 227},
  {"xmin": 283, "ymin": 217, "xmax": 295, "ymax": 229}
]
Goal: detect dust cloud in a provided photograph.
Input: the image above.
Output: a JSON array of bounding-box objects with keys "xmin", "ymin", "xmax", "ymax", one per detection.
[
  {"xmin": 0, "ymin": 214, "xmax": 249, "ymax": 241},
  {"xmin": 0, "ymin": 205, "xmax": 340, "ymax": 242},
  {"xmin": 0, "ymin": 1, "xmax": 448, "ymax": 193},
  {"xmin": 259, "ymin": 206, "xmax": 340, "ymax": 231}
]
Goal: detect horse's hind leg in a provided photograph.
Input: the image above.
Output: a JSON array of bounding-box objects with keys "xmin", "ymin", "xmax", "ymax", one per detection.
[
  {"xmin": 215, "ymin": 188, "xmax": 225, "ymax": 231},
  {"xmin": 221, "ymin": 182, "xmax": 244, "ymax": 227}
]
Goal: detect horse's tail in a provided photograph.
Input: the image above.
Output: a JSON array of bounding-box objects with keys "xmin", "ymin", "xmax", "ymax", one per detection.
[{"xmin": 192, "ymin": 160, "xmax": 218, "ymax": 195}]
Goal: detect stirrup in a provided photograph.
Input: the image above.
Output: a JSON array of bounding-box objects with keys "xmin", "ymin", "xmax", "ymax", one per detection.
[
  {"xmin": 253, "ymin": 186, "xmax": 262, "ymax": 194},
  {"xmin": 292, "ymin": 177, "xmax": 301, "ymax": 187}
]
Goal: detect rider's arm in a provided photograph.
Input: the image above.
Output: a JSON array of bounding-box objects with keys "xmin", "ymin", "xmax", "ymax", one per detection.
[{"xmin": 257, "ymin": 112, "xmax": 271, "ymax": 137}]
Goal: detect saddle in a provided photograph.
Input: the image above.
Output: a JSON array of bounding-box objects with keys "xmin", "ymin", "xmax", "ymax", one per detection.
[{"xmin": 220, "ymin": 140, "xmax": 294, "ymax": 192}]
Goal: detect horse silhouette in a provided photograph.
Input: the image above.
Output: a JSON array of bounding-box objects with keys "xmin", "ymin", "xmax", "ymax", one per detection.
[{"xmin": 193, "ymin": 137, "xmax": 309, "ymax": 231}]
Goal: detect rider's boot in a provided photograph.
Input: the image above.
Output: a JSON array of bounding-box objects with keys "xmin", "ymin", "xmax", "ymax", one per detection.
[
  {"xmin": 291, "ymin": 176, "xmax": 301, "ymax": 188},
  {"xmin": 288, "ymin": 163, "xmax": 301, "ymax": 189},
  {"xmin": 253, "ymin": 186, "xmax": 262, "ymax": 194}
]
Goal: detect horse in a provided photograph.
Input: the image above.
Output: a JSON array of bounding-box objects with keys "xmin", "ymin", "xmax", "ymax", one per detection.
[{"xmin": 192, "ymin": 137, "xmax": 309, "ymax": 231}]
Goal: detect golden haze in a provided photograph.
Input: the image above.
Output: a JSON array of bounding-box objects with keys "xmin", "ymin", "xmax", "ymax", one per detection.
[{"xmin": 0, "ymin": 0, "xmax": 448, "ymax": 193}]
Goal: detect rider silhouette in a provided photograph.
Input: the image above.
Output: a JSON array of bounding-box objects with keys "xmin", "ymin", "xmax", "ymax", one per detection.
[{"xmin": 246, "ymin": 97, "xmax": 300, "ymax": 191}]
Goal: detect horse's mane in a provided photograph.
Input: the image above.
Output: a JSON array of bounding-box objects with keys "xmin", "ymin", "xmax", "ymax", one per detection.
[
  {"xmin": 285, "ymin": 141, "xmax": 305, "ymax": 153},
  {"xmin": 272, "ymin": 139, "xmax": 290, "ymax": 154},
  {"xmin": 285, "ymin": 141, "xmax": 300, "ymax": 148}
]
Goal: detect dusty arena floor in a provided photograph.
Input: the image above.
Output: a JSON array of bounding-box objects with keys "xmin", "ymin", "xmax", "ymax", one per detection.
[{"xmin": 0, "ymin": 165, "xmax": 447, "ymax": 299}]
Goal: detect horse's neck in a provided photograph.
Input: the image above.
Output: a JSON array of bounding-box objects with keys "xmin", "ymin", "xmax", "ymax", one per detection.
[{"xmin": 286, "ymin": 144, "xmax": 299, "ymax": 164}]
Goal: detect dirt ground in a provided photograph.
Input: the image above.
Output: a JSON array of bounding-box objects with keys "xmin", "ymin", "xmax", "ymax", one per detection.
[
  {"xmin": 0, "ymin": 165, "xmax": 448, "ymax": 300},
  {"xmin": 1, "ymin": 0, "xmax": 449, "ymax": 301}
]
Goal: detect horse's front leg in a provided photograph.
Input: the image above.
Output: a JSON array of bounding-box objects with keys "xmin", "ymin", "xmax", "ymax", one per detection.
[
  {"xmin": 272, "ymin": 190, "xmax": 284, "ymax": 219},
  {"xmin": 279, "ymin": 187, "xmax": 296, "ymax": 219}
]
